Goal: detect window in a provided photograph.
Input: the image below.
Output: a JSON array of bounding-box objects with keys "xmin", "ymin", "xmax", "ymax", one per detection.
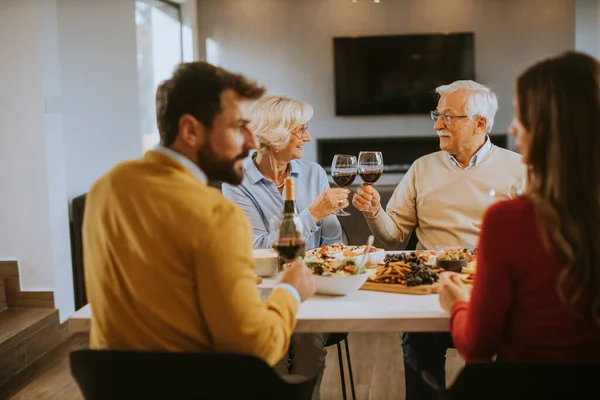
[{"xmin": 136, "ymin": 0, "xmax": 193, "ymax": 152}]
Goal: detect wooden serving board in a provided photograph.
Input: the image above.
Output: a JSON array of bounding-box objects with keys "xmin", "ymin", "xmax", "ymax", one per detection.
[{"xmin": 360, "ymin": 281, "xmax": 439, "ymax": 295}]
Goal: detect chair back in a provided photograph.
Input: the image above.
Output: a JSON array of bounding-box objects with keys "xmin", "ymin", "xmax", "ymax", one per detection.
[
  {"xmin": 433, "ymin": 361, "xmax": 600, "ymax": 400},
  {"xmin": 70, "ymin": 349, "xmax": 317, "ymax": 400}
]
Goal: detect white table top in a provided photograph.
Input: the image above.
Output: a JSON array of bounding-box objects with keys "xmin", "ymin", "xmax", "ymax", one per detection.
[{"xmin": 69, "ymin": 278, "xmax": 449, "ymax": 334}]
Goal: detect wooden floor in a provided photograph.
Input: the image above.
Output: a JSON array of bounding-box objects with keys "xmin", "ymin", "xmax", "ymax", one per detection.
[
  {"xmin": 0, "ymin": 333, "xmax": 87, "ymax": 400},
  {"xmin": 0, "ymin": 333, "xmax": 464, "ymax": 400}
]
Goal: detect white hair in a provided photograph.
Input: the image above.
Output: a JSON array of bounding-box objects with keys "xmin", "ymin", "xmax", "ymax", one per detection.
[
  {"xmin": 250, "ymin": 95, "xmax": 314, "ymax": 151},
  {"xmin": 435, "ymin": 80, "xmax": 498, "ymax": 133}
]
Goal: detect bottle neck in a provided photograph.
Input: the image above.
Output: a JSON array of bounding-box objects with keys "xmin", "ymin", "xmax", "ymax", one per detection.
[{"xmin": 283, "ymin": 199, "xmax": 296, "ymax": 215}]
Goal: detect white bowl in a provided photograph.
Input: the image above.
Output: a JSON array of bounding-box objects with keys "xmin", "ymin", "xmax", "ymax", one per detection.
[
  {"xmin": 349, "ymin": 249, "xmax": 386, "ymax": 266},
  {"xmin": 304, "ymin": 247, "xmax": 386, "ymax": 267},
  {"xmin": 252, "ymin": 249, "xmax": 279, "ymax": 277},
  {"xmin": 313, "ymin": 273, "xmax": 369, "ymax": 296}
]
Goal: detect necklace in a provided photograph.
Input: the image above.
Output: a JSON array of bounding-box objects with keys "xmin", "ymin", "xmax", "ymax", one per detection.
[{"xmin": 254, "ymin": 158, "xmax": 290, "ymax": 188}]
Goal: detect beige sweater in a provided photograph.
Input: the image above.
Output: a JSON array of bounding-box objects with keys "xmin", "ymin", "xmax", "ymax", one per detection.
[{"xmin": 366, "ymin": 145, "xmax": 526, "ymax": 250}]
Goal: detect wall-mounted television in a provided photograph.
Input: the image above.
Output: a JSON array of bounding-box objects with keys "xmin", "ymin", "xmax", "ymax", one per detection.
[{"xmin": 333, "ymin": 32, "xmax": 475, "ymax": 116}]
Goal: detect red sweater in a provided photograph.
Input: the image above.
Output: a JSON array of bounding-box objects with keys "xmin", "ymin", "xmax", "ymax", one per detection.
[{"xmin": 450, "ymin": 196, "xmax": 600, "ymax": 363}]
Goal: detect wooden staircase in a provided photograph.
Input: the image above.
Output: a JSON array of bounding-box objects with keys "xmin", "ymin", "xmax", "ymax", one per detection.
[{"xmin": 0, "ymin": 260, "xmax": 72, "ymax": 393}]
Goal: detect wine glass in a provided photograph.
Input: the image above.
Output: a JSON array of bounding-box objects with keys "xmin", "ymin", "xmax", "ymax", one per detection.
[
  {"xmin": 358, "ymin": 151, "xmax": 384, "ymax": 212},
  {"xmin": 488, "ymin": 176, "xmax": 527, "ymax": 204},
  {"xmin": 270, "ymin": 215, "xmax": 306, "ymax": 272},
  {"xmin": 331, "ymin": 154, "xmax": 357, "ymax": 216},
  {"xmin": 508, "ymin": 176, "xmax": 526, "ymax": 198}
]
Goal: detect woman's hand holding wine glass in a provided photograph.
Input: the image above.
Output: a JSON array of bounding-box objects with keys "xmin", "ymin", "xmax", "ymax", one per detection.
[
  {"xmin": 330, "ymin": 154, "xmax": 357, "ymax": 216},
  {"xmin": 308, "ymin": 188, "xmax": 350, "ymax": 222}
]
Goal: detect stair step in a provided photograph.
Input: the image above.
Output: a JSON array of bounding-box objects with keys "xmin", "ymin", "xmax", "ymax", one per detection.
[
  {"xmin": 0, "ymin": 280, "xmax": 6, "ymax": 312},
  {"xmin": 0, "ymin": 308, "xmax": 57, "ymax": 355},
  {"xmin": 0, "ymin": 261, "xmax": 18, "ymax": 280},
  {"xmin": 0, "ymin": 308, "xmax": 69, "ymax": 387}
]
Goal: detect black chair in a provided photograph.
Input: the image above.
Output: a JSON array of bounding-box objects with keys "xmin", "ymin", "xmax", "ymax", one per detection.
[
  {"xmin": 70, "ymin": 349, "xmax": 318, "ymax": 400},
  {"xmin": 426, "ymin": 361, "xmax": 600, "ymax": 400},
  {"xmin": 325, "ymin": 333, "xmax": 356, "ymax": 400},
  {"xmin": 70, "ymin": 193, "xmax": 88, "ymax": 310}
]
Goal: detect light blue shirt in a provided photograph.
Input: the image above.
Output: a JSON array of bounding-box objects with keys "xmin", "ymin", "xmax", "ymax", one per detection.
[
  {"xmin": 152, "ymin": 145, "xmax": 207, "ymax": 184},
  {"xmin": 449, "ymin": 135, "xmax": 492, "ymax": 170},
  {"xmin": 222, "ymin": 153, "xmax": 343, "ymax": 251},
  {"xmin": 153, "ymin": 146, "xmax": 301, "ymax": 305}
]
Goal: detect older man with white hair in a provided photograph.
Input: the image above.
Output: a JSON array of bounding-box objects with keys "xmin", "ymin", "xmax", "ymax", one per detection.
[{"xmin": 353, "ymin": 80, "xmax": 526, "ymax": 399}]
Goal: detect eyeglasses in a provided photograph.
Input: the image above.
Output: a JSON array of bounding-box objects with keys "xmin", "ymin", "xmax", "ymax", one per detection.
[
  {"xmin": 291, "ymin": 125, "xmax": 310, "ymax": 139},
  {"xmin": 430, "ymin": 111, "xmax": 469, "ymax": 124}
]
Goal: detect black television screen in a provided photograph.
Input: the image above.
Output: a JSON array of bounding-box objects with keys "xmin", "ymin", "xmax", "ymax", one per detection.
[{"xmin": 333, "ymin": 32, "xmax": 475, "ymax": 116}]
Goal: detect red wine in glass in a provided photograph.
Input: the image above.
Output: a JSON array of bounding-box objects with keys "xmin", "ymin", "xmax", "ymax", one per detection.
[
  {"xmin": 333, "ymin": 172, "xmax": 356, "ymax": 187},
  {"xmin": 358, "ymin": 151, "xmax": 384, "ymax": 212},
  {"xmin": 359, "ymin": 170, "xmax": 382, "ymax": 184},
  {"xmin": 273, "ymin": 238, "xmax": 306, "ymax": 263},
  {"xmin": 331, "ymin": 154, "xmax": 358, "ymax": 216},
  {"xmin": 358, "ymin": 151, "xmax": 383, "ymax": 185}
]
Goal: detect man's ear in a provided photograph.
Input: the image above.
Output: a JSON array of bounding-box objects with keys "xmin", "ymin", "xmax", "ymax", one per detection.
[
  {"xmin": 178, "ymin": 114, "xmax": 207, "ymax": 148},
  {"xmin": 475, "ymin": 116, "xmax": 487, "ymax": 134}
]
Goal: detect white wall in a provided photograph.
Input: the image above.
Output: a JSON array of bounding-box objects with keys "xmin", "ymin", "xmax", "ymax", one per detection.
[
  {"xmin": 575, "ymin": 0, "xmax": 600, "ymax": 57},
  {"xmin": 1, "ymin": 0, "xmax": 198, "ymax": 321},
  {"xmin": 197, "ymin": 0, "xmax": 575, "ymax": 161},
  {"xmin": 0, "ymin": 0, "xmax": 145, "ymax": 321},
  {"xmin": 57, "ymin": 0, "xmax": 142, "ymax": 200},
  {"xmin": 38, "ymin": 0, "xmax": 74, "ymax": 323},
  {"xmin": 0, "ymin": 0, "xmax": 58, "ymax": 292}
]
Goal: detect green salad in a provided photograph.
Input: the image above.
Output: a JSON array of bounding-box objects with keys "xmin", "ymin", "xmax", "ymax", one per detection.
[{"xmin": 305, "ymin": 258, "xmax": 367, "ymax": 276}]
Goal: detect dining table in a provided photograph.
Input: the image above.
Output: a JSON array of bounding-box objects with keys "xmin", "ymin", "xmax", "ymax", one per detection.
[{"xmin": 68, "ymin": 277, "xmax": 449, "ymax": 334}]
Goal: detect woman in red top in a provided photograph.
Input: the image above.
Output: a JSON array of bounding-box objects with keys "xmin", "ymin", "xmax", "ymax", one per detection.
[{"xmin": 438, "ymin": 51, "xmax": 600, "ymax": 363}]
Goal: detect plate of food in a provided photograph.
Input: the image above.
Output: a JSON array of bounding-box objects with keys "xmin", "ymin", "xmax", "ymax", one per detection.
[
  {"xmin": 459, "ymin": 259, "xmax": 476, "ymax": 285},
  {"xmin": 361, "ymin": 252, "xmax": 443, "ymax": 295},
  {"xmin": 305, "ymin": 257, "xmax": 369, "ymax": 296},
  {"xmin": 305, "ymin": 243, "xmax": 385, "ymax": 266},
  {"xmin": 435, "ymin": 247, "xmax": 477, "ymax": 272}
]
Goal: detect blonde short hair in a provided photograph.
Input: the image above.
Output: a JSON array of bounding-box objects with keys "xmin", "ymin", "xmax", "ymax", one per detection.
[{"xmin": 250, "ymin": 95, "xmax": 314, "ymax": 151}]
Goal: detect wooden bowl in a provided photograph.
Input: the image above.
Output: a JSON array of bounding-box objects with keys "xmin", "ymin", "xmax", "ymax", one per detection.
[{"xmin": 436, "ymin": 258, "xmax": 468, "ymax": 273}]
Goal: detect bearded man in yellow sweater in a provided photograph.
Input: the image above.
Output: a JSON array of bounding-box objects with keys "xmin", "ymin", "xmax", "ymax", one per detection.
[
  {"xmin": 353, "ymin": 80, "xmax": 526, "ymax": 400},
  {"xmin": 83, "ymin": 62, "xmax": 315, "ymax": 367}
]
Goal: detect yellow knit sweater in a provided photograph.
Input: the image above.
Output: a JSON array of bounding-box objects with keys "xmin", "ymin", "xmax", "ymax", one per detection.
[{"xmin": 83, "ymin": 150, "xmax": 297, "ymax": 366}]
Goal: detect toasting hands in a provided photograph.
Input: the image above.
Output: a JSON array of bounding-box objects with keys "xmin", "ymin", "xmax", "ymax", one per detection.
[
  {"xmin": 352, "ymin": 184, "xmax": 381, "ymax": 216},
  {"xmin": 308, "ymin": 188, "xmax": 350, "ymax": 222}
]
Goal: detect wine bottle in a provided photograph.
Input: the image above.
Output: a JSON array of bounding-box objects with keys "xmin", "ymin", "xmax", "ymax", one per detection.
[{"xmin": 274, "ymin": 178, "xmax": 306, "ymax": 264}]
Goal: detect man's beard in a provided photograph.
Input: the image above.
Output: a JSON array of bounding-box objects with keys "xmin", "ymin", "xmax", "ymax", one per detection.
[{"xmin": 196, "ymin": 141, "xmax": 249, "ymax": 185}]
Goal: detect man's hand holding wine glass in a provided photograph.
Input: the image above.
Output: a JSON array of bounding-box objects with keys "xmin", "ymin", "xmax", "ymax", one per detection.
[
  {"xmin": 352, "ymin": 151, "xmax": 384, "ymax": 216},
  {"xmin": 276, "ymin": 260, "xmax": 316, "ymax": 302},
  {"xmin": 308, "ymin": 188, "xmax": 350, "ymax": 222},
  {"xmin": 352, "ymin": 185, "xmax": 382, "ymax": 216}
]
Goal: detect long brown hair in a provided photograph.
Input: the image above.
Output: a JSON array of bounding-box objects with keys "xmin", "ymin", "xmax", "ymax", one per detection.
[{"xmin": 516, "ymin": 51, "xmax": 600, "ymax": 326}]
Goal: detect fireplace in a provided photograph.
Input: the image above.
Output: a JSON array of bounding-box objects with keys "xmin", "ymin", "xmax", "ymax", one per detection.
[{"xmin": 317, "ymin": 134, "xmax": 509, "ymax": 173}]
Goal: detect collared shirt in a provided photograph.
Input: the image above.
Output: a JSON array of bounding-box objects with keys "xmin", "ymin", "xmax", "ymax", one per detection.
[
  {"xmin": 152, "ymin": 145, "xmax": 208, "ymax": 184},
  {"xmin": 449, "ymin": 136, "xmax": 492, "ymax": 170},
  {"xmin": 222, "ymin": 152, "xmax": 343, "ymax": 251},
  {"xmin": 154, "ymin": 146, "xmax": 301, "ymax": 305}
]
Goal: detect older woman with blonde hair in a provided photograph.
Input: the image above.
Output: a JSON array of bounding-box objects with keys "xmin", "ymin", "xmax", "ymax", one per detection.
[
  {"xmin": 222, "ymin": 95, "xmax": 350, "ymax": 400},
  {"xmin": 223, "ymin": 95, "xmax": 349, "ymax": 249}
]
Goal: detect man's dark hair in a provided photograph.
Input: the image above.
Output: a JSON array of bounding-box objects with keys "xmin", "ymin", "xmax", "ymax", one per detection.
[{"xmin": 156, "ymin": 62, "xmax": 266, "ymax": 146}]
